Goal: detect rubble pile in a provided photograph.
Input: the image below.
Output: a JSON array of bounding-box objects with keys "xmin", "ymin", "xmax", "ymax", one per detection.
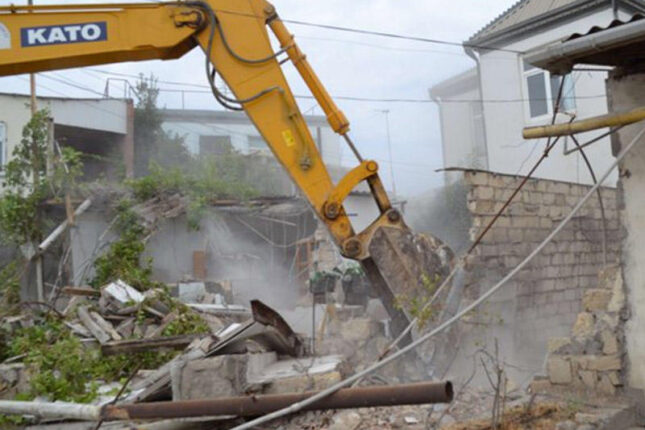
[
  {"xmin": 533, "ymin": 264, "xmax": 626, "ymax": 395},
  {"xmin": 0, "ymin": 280, "xmax": 357, "ymax": 428}
]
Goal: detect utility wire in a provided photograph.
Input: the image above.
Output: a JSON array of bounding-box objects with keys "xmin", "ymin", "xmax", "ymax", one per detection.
[
  {"xmin": 232, "ymin": 125, "xmax": 645, "ymax": 430},
  {"xmin": 279, "ymin": 19, "xmax": 523, "ymax": 54}
]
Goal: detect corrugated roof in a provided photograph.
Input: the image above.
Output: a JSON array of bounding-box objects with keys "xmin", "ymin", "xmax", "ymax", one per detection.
[
  {"xmin": 470, "ymin": 0, "xmax": 580, "ymax": 44},
  {"xmin": 525, "ymin": 13, "xmax": 645, "ymax": 73}
]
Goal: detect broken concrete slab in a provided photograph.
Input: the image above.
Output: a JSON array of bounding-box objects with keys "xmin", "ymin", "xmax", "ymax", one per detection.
[{"xmin": 171, "ymin": 352, "xmax": 276, "ymax": 401}]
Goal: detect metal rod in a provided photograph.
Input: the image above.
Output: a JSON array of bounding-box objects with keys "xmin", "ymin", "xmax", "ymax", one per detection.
[
  {"xmin": 571, "ymin": 134, "xmax": 608, "ymax": 265},
  {"xmin": 343, "ymin": 134, "xmax": 363, "ymax": 162},
  {"xmin": 102, "ymin": 381, "xmax": 453, "ymax": 421},
  {"xmin": 563, "ymin": 126, "xmax": 623, "ymax": 156},
  {"xmin": 523, "ymin": 107, "xmax": 645, "ymax": 139}
]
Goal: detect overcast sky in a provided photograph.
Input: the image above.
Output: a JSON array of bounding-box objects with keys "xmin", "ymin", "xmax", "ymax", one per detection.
[{"xmin": 0, "ymin": 0, "xmax": 517, "ymax": 197}]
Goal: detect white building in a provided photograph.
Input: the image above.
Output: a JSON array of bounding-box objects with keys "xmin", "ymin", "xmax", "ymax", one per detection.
[
  {"xmin": 0, "ymin": 92, "xmax": 134, "ymax": 182},
  {"xmin": 431, "ymin": 0, "xmax": 645, "ymax": 185}
]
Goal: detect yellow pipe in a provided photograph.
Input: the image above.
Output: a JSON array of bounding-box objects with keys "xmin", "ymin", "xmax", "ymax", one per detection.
[{"xmin": 523, "ymin": 107, "xmax": 645, "ymax": 139}]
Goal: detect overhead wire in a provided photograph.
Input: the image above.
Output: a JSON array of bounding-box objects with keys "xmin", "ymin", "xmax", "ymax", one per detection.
[{"xmin": 232, "ymin": 126, "xmax": 645, "ymax": 430}]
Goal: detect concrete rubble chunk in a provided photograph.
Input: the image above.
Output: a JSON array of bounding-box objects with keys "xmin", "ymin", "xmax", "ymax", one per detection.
[
  {"xmin": 587, "ymin": 355, "xmax": 622, "ymax": 371},
  {"xmin": 171, "ymin": 352, "xmax": 277, "ymax": 401},
  {"xmin": 340, "ymin": 317, "xmax": 381, "ymax": 342},
  {"xmin": 582, "ymin": 289, "xmax": 612, "ymax": 312},
  {"xmin": 601, "ymin": 330, "xmax": 619, "ymax": 355},
  {"xmin": 328, "ymin": 411, "xmax": 362, "ymax": 430},
  {"xmin": 572, "ymin": 312, "xmax": 595, "ymax": 339},
  {"xmin": 578, "ymin": 370, "xmax": 597, "ymax": 388},
  {"xmin": 172, "ymin": 353, "xmax": 347, "ymax": 400},
  {"xmin": 547, "ymin": 356, "xmax": 572, "ymax": 384},
  {"xmin": 548, "ymin": 337, "xmax": 571, "ymax": 354}
]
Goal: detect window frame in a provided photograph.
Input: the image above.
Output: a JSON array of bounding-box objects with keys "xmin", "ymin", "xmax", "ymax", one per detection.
[{"xmin": 521, "ymin": 58, "xmax": 576, "ymax": 123}]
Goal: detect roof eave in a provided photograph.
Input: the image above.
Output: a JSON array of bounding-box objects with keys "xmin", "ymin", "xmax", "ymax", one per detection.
[
  {"xmin": 466, "ymin": 0, "xmax": 642, "ymax": 50},
  {"xmin": 525, "ymin": 17, "xmax": 645, "ymax": 73}
]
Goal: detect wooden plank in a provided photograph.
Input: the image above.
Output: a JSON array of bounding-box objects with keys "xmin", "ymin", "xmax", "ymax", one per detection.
[
  {"xmin": 193, "ymin": 250, "xmax": 207, "ymax": 280},
  {"xmin": 101, "ymin": 334, "xmax": 203, "ymax": 356},
  {"xmin": 62, "ymin": 287, "xmax": 100, "ymax": 297},
  {"xmin": 89, "ymin": 311, "xmax": 122, "ymax": 341},
  {"xmin": 77, "ymin": 306, "xmax": 110, "ymax": 344}
]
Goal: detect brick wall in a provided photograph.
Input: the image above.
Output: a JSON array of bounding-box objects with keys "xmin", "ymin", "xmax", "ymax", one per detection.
[{"xmin": 459, "ymin": 170, "xmax": 620, "ymax": 376}]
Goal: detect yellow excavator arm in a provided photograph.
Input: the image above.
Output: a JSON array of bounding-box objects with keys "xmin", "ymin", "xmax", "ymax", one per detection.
[{"xmin": 0, "ymin": 0, "xmax": 453, "ymax": 343}]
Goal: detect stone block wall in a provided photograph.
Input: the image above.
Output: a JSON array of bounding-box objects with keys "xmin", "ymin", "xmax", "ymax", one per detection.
[{"xmin": 460, "ymin": 170, "xmax": 621, "ymax": 375}]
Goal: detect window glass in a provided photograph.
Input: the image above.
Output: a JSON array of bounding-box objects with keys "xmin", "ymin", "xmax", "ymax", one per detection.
[
  {"xmin": 550, "ymin": 74, "xmax": 576, "ymax": 112},
  {"xmin": 527, "ymin": 73, "xmax": 548, "ymax": 118}
]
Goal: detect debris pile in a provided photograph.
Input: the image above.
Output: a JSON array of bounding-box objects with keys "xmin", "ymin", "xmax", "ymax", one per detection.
[
  {"xmin": 0, "ymin": 280, "xmax": 362, "ymax": 428},
  {"xmin": 533, "ymin": 264, "xmax": 626, "ymax": 396}
]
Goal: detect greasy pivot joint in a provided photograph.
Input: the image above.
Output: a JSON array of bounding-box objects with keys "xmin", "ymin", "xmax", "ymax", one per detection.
[
  {"xmin": 387, "ymin": 209, "xmax": 401, "ymax": 223},
  {"xmin": 324, "ymin": 202, "xmax": 340, "ymax": 220},
  {"xmin": 342, "ymin": 237, "xmax": 362, "ymax": 258}
]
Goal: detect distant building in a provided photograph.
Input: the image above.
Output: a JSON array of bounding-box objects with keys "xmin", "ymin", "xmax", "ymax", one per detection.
[
  {"xmin": 431, "ymin": 0, "xmax": 645, "ymax": 185},
  {"xmin": 0, "ymin": 92, "xmax": 134, "ymax": 184}
]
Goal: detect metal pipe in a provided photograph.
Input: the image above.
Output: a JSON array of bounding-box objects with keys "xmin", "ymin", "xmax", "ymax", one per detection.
[
  {"xmin": 102, "ymin": 382, "xmax": 453, "ymax": 421},
  {"xmin": 523, "ymin": 107, "xmax": 645, "ymax": 139}
]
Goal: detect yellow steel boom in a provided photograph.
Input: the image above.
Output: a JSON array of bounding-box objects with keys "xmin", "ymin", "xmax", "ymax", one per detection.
[{"xmin": 0, "ymin": 0, "xmax": 453, "ymax": 342}]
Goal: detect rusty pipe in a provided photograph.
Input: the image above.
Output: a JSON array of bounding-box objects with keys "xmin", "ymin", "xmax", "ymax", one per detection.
[{"xmin": 102, "ymin": 381, "xmax": 452, "ymax": 421}]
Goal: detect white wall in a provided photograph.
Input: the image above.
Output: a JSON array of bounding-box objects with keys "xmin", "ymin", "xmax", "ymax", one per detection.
[
  {"xmin": 0, "ymin": 93, "xmax": 128, "ymax": 173},
  {"xmin": 478, "ymin": 8, "xmax": 627, "ymax": 186},
  {"xmin": 432, "ymin": 76, "xmax": 486, "ymax": 183}
]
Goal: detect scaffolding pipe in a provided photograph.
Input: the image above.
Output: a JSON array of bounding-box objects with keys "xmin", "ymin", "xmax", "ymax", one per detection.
[{"xmin": 523, "ymin": 107, "xmax": 645, "ymax": 139}]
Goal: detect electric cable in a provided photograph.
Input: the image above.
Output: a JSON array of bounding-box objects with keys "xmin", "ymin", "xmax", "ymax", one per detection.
[{"xmin": 232, "ymin": 125, "xmax": 645, "ymax": 430}]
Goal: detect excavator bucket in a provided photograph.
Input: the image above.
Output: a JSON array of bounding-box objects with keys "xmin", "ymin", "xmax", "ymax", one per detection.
[{"xmin": 360, "ymin": 222, "xmax": 454, "ymax": 346}]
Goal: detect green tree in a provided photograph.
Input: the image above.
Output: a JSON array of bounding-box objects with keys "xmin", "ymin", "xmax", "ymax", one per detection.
[{"xmin": 134, "ymin": 74, "xmax": 191, "ymax": 175}]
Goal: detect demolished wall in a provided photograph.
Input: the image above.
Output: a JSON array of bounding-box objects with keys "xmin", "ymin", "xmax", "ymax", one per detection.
[{"xmin": 455, "ymin": 170, "xmax": 621, "ymax": 380}]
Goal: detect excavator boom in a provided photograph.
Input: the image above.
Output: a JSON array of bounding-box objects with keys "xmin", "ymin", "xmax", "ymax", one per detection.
[{"xmin": 0, "ymin": 0, "xmax": 453, "ymax": 343}]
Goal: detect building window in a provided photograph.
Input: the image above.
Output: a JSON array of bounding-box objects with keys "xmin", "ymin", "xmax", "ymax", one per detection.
[
  {"xmin": 199, "ymin": 135, "xmax": 232, "ymax": 156},
  {"xmin": 523, "ymin": 60, "xmax": 576, "ymax": 119}
]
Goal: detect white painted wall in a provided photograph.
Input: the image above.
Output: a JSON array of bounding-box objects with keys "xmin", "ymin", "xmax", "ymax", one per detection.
[
  {"xmin": 607, "ymin": 72, "xmax": 645, "ymax": 391},
  {"xmin": 0, "ymin": 93, "xmax": 128, "ymax": 172},
  {"xmin": 477, "ymin": 8, "xmax": 627, "ymax": 186},
  {"xmin": 431, "ymin": 69, "xmax": 487, "ymax": 183}
]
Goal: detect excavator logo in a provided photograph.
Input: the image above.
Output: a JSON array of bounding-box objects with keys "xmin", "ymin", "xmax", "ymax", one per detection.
[{"xmin": 21, "ymin": 22, "xmax": 107, "ymax": 47}]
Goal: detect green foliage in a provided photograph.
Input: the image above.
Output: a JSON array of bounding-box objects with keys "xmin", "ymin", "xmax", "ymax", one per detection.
[
  {"xmin": 0, "ymin": 109, "xmax": 84, "ymax": 245},
  {"xmin": 0, "ymin": 260, "xmax": 22, "ymax": 318},
  {"xmin": 6, "ymin": 317, "xmax": 176, "ymax": 403},
  {"xmin": 92, "ymin": 200, "xmax": 158, "ymax": 290},
  {"xmin": 395, "ymin": 272, "xmax": 440, "ymax": 329},
  {"xmin": 134, "ymin": 75, "xmax": 191, "ymax": 173}
]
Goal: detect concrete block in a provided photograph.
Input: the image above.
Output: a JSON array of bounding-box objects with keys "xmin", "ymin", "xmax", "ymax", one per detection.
[
  {"xmin": 572, "ymin": 312, "xmax": 595, "ymax": 339},
  {"xmin": 340, "ymin": 318, "xmax": 381, "ymax": 342},
  {"xmin": 587, "ymin": 355, "xmax": 621, "ymax": 371},
  {"xmin": 598, "ymin": 373, "xmax": 617, "ymax": 395},
  {"xmin": 578, "ymin": 370, "xmax": 597, "ymax": 388},
  {"xmin": 582, "ymin": 289, "xmax": 612, "ymax": 312},
  {"xmin": 476, "ymin": 186, "xmax": 495, "ymax": 200},
  {"xmin": 601, "ymin": 330, "xmax": 619, "ymax": 355},
  {"xmin": 548, "ymin": 356, "xmax": 572, "ymax": 384},
  {"xmin": 548, "ymin": 337, "xmax": 571, "ymax": 354},
  {"xmin": 171, "ymin": 352, "xmax": 277, "ymax": 400},
  {"xmin": 254, "ymin": 355, "xmax": 347, "ymax": 394}
]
